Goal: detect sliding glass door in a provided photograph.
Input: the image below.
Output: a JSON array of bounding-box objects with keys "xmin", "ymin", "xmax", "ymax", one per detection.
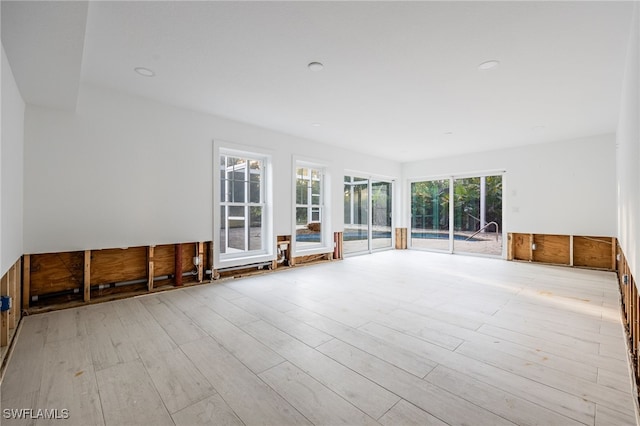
[
  {"xmin": 344, "ymin": 176, "xmax": 393, "ymax": 255},
  {"xmin": 371, "ymin": 181, "xmax": 393, "ymax": 250},
  {"xmin": 344, "ymin": 177, "xmax": 369, "ymax": 254},
  {"xmin": 410, "ymin": 174, "xmax": 502, "ymax": 256},
  {"xmin": 410, "ymin": 179, "xmax": 450, "ymax": 251}
]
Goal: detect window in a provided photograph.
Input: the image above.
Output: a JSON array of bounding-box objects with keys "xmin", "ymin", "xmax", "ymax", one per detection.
[
  {"xmin": 343, "ymin": 175, "xmax": 393, "ymax": 255},
  {"xmin": 217, "ymin": 149, "xmax": 272, "ymax": 266},
  {"xmin": 293, "ymin": 161, "xmax": 330, "ymax": 254}
]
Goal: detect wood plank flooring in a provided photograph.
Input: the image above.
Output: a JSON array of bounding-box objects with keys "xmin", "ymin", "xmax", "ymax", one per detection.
[{"xmin": 1, "ymin": 250, "xmax": 637, "ymax": 425}]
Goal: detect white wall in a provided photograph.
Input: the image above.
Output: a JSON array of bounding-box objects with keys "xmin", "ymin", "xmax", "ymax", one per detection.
[
  {"xmin": 617, "ymin": 3, "xmax": 640, "ymax": 280},
  {"xmin": 1, "ymin": 45, "xmax": 25, "ymax": 275},
  {"xmin": 24, "ymin": 83, "xmax": 401, "ymax": 254},
  {"xmin": 402, "ymin": 134, "xmax": 617, "ymax": 238}
]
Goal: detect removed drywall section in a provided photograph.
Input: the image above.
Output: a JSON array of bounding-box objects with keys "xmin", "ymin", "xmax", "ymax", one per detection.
[
  {"xmin": 1, "ymin": 46, "xmax": 25, "ymax": 277},
  {"xmin": 402, "ymin": 134, "xmax": 616, "ymax": 238},
  {"xmin": 617, "ymin": 3, "xmax": 639, "ymax": 281},
  {"xmin": 24, "ymin": 83, "xmax": 401, "ymax": 254}
]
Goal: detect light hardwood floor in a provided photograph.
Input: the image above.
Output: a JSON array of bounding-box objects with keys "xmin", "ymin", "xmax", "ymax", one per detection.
[{"xmin": 1, "ymin": 250, "xmax": 637, "ymax": 425}]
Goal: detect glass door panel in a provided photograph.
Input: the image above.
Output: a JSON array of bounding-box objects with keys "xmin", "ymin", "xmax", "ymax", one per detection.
[
  {"xmin": 410, "ymin": 179, "xmax": 450, "ymax": 251},
  {"xmin": 343, "ymin": 176, "xmax": 369, "ymax": 254},
  {"xmin": 453, "ymin": 175, "xmax": 502, "ymax": 255},
  {"xmin": 371, "ymin": 181, "xmax": 392, "ymax": 249}
]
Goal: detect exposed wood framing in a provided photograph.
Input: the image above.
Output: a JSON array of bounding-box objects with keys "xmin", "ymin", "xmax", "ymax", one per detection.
[
  {"xmin": 573, "ymin": 236, "xmax": 613, "ymax": 269},
  {"xmin": 294, "ymin": 252, "xmax": 332, "ymax": 265},
  {"xmin": 154, "ymin": 245, "xmax": 175, "ymax": 276},
  {"xmin": 197, "ymin": 242, "xmax": 204, "ymax": 282},
  {"xmin": 91, "ymin": 247, "xmax": 146, "ymax": 286},
  {"xmin": 276, "ymin": 236, "xmax": 292, "ymax": 268},
  {"xmin": 1, "ymin": 273, "xmax": 8, "ymax": 346},
  {"xmin": 13, "ymin": 263, "xmax": 21, "ymax": 328},
  {"xmin": 512, "ymin": 233, "xmax": 531, "ymax": 261},
  {"xmin": 507, "ymin": 233, "xmax": 514, "ymax": 260},
  {"xmin": 532, "ymin": 234, "xmax": 570, "ymax": 265},
  {"xmin": 0, "ymin": 258, "xmax": 22, "ymax": 356},
  {"xmin": 175, "ymin": 243, "xmax": 183, "ymax": 286},
  {"xmin": 617, "ymin": 245, "xmax": 639, "ymax": 396},
  {"xmin": 509, "ymin": 233, "xmax": 614, "ymax": 270},
  {"xmin": 395, "ymin": 228, "xmax": 407, "ymax": 250},
  {"xmin": 30, "ymin": 251, "xmax": 83, "ymax": 296},
  {"xmin": 22, "ymin": 255, "xmax": 30, "ymax": 310},
  {"xmin": 569, "ymin": 235, "xmax": 574, "ymax": 267},
  {"xmin": 84, "ymin": 250, "xmax": 91, "ymax": 302},
  {"xmin": 333, "ymin": 232, "xmax": 344, "ymax": 260},
  {"xmin": 147, "ymin": 246, "xmax": 155, "ymax": 291},
  {"xmin": 529, "ymin": 234, "xmax": 534, "ymax": 261}
]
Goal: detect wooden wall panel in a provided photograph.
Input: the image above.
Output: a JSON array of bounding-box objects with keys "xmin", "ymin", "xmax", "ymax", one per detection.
[
  {"xmin": 532, "ymin": 234, "xmax": 570, "ymax": 265},
  {"xmin": 512, "ymin": 233, "xmax": 531, "ymax": 261},
  {"xmin": 181, "ymin": 243, "xmax": 197, "ymax": 274},
  {"xmin": 30, "ymin": 252, "xmax": 83, "ymax": 296},
  {"xmin": 91, "ymin": 247, "xmax": 147, "ymax": 285},
  {"xmin": 154, "ymin": 245, "xmax": 175, "ymax": 276},
  {"xmin": 573, "ymin": 236, "xmax": 614, "ymax": 269}
]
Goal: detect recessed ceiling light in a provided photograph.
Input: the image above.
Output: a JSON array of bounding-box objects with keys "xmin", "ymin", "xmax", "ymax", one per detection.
[
  {"xmin": 134, "ymin": 67, "xmax": 155, "ymax": 77},
  {"xmin": 311, "ymin": 123, "xmax": 321, "ymax": 127},
  {"xmin": 478, "ymin": 60, "xmax": 500, "ymax": 70},
  {"xmin": 308, "ymin": 62, "xmax": 324, "ymax": 71},
  {"xmin": 444, "ymin": 131, "xmax": 453, "ymax": 135}
]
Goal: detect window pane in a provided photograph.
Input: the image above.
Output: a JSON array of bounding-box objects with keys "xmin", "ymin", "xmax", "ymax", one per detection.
[
  {"xmin": 229, "ymin": 206, "xmax": 244, "ymax": 218},
  {"xmin": 296, "ymin": 207, "xmax": 307, "ymax": 226},
  {"xmin": 311, "ymin": 207, "xmax": 320, "ymax": 222},
  {"xmin": 249, "ymin": 207, "xmax": 262, "ymax": 251},
  {"xmin": 250, "ymin": 182, "xmax": 260, "ymax": 203},
  {"xmin": 410, "ymin": 179, "xmax": 450, "ymax": 251},
  {"xmin": 296, "ymin": 179, "xmax": 308, "ymax": 204},
  {"xmin": 220, "ymin": 168, "xmax": 226, "ymax": 202},
  {"xmin": 228, "ymin": 157, "xmax": 244, "ymax": 168},
  {"xmin": 232, "ymin": 180, "xmax": 245, "ymax": 203},
  {"xmin": 228, "ymin": 219, "xmax": 245, "ymax": 251},
  {"xmin": 311, "ymin": 180, "xmax": 320, "ymax": 205}
]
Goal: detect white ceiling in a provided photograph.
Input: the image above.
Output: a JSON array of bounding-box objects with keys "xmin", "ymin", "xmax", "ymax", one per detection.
[{"xmin": 2, "ymin": 1, "xmax": 635, "ymax": 162}]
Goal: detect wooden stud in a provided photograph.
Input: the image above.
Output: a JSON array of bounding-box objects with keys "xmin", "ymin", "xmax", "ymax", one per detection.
[
  {"xmin": 529, "ymin": 234, "xmax": 534, "ymax": 262},
  {"xmin": 197, "ymin": 242, "xmax": 204, "ymax": 282},
  {"xmin": 630, "ymin": 280, "xmax": 640, "ymax": 356},
  {"xmin": 84, "ymin": 250, "xmax": 91, "ymax": 302},
  {"xmin": 569, "ymin": 235, "xmax": 574, "ymax": 266},
  {"xmin": 8, "ymin": 265, "xmax": 17, "ymax": 329},
  {"xmin": 611, "ymin": 237, "xmax": 617, "ymax": 271},
  {"xmin": 507, "ymin": 233, "xmax": 514, "ymax": 260},
  {"xmin": 22, "ymin": 255, "xmax": 30, "ymax": 310},
  {"xmin": 148, "ymin": 246, "xmax": 155, "ymax": 291},
  {"xmin": 14, "ymin": 260, "xmax": 21, "ymax": 325}
]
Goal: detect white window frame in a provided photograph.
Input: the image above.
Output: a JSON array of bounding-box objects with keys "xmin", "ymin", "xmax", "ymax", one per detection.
[
  {"xmin": 343, "ymin": 173, "xmax": 396, "ymax": 256},
  {"xmin": 214, "ymin": 143, "xmax": 274, "ymax": 269},
  {"xmin": 292, "ymin": 158, "xmax": 332, "ymax": 256}
]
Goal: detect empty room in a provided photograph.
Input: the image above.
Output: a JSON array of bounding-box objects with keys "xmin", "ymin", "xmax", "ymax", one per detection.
[{"xmin": 1, "ymin": 1, "xmax": 639, "ymax": 425}]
